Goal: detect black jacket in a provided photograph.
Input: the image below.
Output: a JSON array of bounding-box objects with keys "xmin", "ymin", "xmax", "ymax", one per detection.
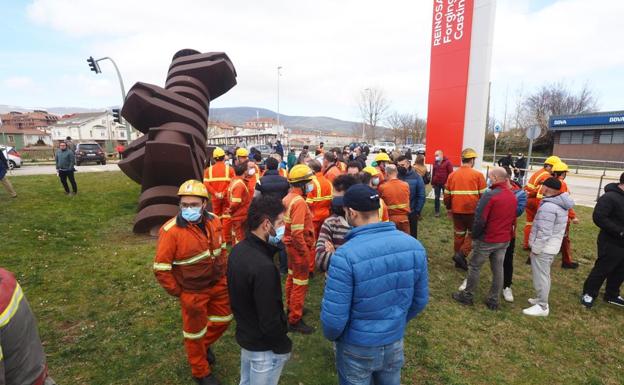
[
  {"xmin": 227, "ymin": 233, "xmax": 292, "ymax": 354},
  {"xmin": 514, "ymin": 157, "xmax": 527, "ymax": 170},
  {"xmin": 593, "ymin": 183, "xmax": 624, "ymax": 249},
  {"xmin": 256, "ymin": 170, "xmax": 290, "ymax": 199}
]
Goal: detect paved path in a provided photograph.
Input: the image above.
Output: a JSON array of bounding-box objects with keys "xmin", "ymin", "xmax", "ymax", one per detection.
[{"xmin": 7, "ymin": 163, "xmax": 120, "ymax": 176}]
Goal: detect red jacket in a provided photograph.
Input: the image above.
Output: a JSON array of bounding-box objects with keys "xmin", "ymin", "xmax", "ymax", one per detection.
[
  {"xmin": 472, "ymin": 181, "xmax": 518, "ymax": 243},
  {"xmin": 432, "ymin": 157, "xmax": 454, "ymax": 186}
]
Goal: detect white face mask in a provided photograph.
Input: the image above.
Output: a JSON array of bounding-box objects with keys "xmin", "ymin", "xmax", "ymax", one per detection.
[
  {"xmin": 435, "ymin": 155, "xmax": 441, "ymax": 161},
  {"xmin": 247, "ymin": 168, "xmax": 256, "ymax": 176},
  {"xmin": 372, "ymin": 177, "xmax": 380, "ymax": 186}
]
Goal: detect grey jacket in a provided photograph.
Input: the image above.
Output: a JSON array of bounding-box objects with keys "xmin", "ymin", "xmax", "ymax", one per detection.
[
  {"xmin": 529, "ymin": 192, "xmax": 574, "ymax": 255},
  {"xmin": 55, "ymin": 149, "xmax": 75, "ymax": 171}
]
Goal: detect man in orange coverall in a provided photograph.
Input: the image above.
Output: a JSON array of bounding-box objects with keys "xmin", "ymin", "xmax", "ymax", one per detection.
[
  {"xmin": 153, "ymin": 179, "xmax": 231, "ymax": 385},
  {"xmin": 306, "ymin": 160, "xmax": 334, "ymax": 242},
  {"xmin": 203, "ymin": 147, "xmax": 234, "ymax": 220},
  {"xmin": 378, "ymin": 164, "xmax": 411, "ymax": 234},
  {"xmin": 283, "ymin": 164, "xmax": 317, "ymax": 335},
  {"xmin": 223, "ymin": 163, "xmax": 251, "ymax": 246},
  {"xmin": 444, "ymin": 148, "xmax": 487, "ymax": 271},
  {"xmin": 552, "ymin": 161, "xmax": 580, "ymax": 269}
]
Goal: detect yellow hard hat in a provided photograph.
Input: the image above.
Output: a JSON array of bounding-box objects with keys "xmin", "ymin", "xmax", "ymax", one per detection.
[
  {"xmin": 212, "ymin": 147, "xmax": 225, "ymax": 158},
  {"xmin": 236, "ymin": 148, "xmax": 249, "ymax": 157},
  {"xmin": 362, "ymin": 166, "xmax": 380, "ymax": 176},
  {"xmin": 288, "ymin": 164, "xmax": 314, "ymax": 184},
  {"xmin": 461, "ymin": 148, "xmax": 478, "ymax": 159},
  {"xmin": 177, "ymin": 179, "xmax": 209, "ymax": 199},
  {"xmin": 552, "ymin": 161, "xmax": 569, "ymax": 172},
  {"xmin": 375, "ymin": 152, "xmax": 391, "ymax": 162},
  {"xmin": 544, "ymin": 156, "xmax": 561, "ymax": 166}
]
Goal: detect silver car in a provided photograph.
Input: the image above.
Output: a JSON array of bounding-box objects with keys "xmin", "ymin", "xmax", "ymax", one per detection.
[{"xmin": 1, "ymin": 146, "xmax": 22, "ymax": 169}]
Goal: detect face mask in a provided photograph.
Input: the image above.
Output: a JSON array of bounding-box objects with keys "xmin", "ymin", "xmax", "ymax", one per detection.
[
  {"xmin": 268, "ymin": 224, "xmax": 285, "ymax": 245},
  {"xmin": 247, "ymin": 168, "xmax": 256, "ymax": 176},
  {"xmin": 305, "ymin": 183, "xmax": 315, "ymax": 194},
  {"xmin": 181, "ymin": 207, "xmax": 202, "ymax": 223},
  {"xmin": 397, "ymin": 166, "xmax": 407, "ymax": 176},
  {"xmin": 372, "ymin": 177, "xmax": 380, "ymax": 187},
  {"xmin": 435, "ymin": 155, "xmax": 441, "ymax": 162}
]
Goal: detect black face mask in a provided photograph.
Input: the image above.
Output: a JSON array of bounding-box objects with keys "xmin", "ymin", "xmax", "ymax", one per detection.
[{"xmin": 397, "ymin": 166, "xmax": 408, "ymax": 176}]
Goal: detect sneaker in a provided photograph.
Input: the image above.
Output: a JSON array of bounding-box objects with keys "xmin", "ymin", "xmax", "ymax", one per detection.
[
  {"xmin": 561, "ymin": 262, "xmax": 579, "ymax": 269},
  {"xmin": 528, "ymin": 298, "xmax": 538, "ymax": 305},
  {"xmin": 485, "ymin": 298, "xmax": 499, "ymax": 311},
  {"xmin": 503, "ymin": 287, "xmax": 514, "ymax": 303},
  {"xmin": 435, "ymin": 212, "xmax": 440, "ymax": 218},
  {"xmin": 580, "ymin": 294, "xmax": 594, "ymax": 309},
  {"xmin": 288, "ymin": 319, "xmax": 315, "ymax": 334},
  {"xmin": 453, "ymin": 253, "xmax": 468, "ymax": 271},
  {"xmin": 194, "ymin": 374, "xmax": 221, "ymax": 385},
  {"xmin": 604, "ymin": 295, "xmax": 624, "ymax": 308},
  {"xmin": 207, "ymin": 347, "xmax": 216, "ymax": 366},
  {"xmin": 458, "ymin": 279, "xmax": 467, "ymax": 291},
  {"xmin": 522, "ymin": 304, "xmax": 549, "ymax": 317},
  {"xmin": 452, "ymin": 291, "xmax": 473, "ymax": 306}
]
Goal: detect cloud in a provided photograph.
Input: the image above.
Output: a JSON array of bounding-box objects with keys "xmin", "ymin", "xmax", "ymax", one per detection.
[
  {"xmin": 3, "ymin": 76, "xmax": 37, "ymax": 89},
  {"xmin": 17, "ymin": 0, "xmax": 624, "ymax": 121}
]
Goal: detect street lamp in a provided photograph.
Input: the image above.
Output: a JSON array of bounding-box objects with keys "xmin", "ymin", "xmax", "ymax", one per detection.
[
  {"xmin": 277, "ymin": 65, "xmax": 284, "ymax": 147},
  {"xmin": 87, "ymin": 55, "xmax": 132, "ymax": 145}
]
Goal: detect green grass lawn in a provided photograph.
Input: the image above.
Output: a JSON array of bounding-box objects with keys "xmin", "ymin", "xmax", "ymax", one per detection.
[{"xmin": 1, "ymin": 171, "xmax": 623, "ymax": 385}]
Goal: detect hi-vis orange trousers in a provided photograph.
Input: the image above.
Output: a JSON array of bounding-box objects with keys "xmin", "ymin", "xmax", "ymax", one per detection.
[
  {"xmin": 523, "ymin": 198, "xmax": 540, "ymax": 249},
  {"xmin": 222, "ymin": 216, "xmax": 245, "ymax": 246},
  {"xmin": 285, "ymin": 245, "xmax": 311, "ymax": 324},
  {"xmin": 453, "ymin": 213, "xmax": 475, "ymax": 257},
  {"xmin": 179, "ymin": 276, "xmax": 232, "ymax": 378},
  {"xmin": 389, "ymin": 214, "xmax": 410, "ymax": 235}
]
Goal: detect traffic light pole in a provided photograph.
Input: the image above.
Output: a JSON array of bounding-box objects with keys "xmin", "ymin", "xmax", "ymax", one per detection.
[{"xmin": 94, "ymin": 57, "xmax": 132, "ymax": 143}]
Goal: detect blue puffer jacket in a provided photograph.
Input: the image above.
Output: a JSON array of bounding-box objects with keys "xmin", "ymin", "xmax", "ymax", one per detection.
[
  {"xmin": 399, "ymin": 169, "xmax": 425, "ymax": 214},
  {"xmin": 321, "ymin": 222, "xmax": 428, "ymax": 346}
]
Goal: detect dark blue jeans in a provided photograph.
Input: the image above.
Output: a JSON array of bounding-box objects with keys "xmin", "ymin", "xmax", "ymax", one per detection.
[
  {"xmin": 433, "ymin": 184, "xmax": 444, "ymax": 214},
  {"xmin": 335, "ymin": 339, "xmax": 404, "ymax": 385}
]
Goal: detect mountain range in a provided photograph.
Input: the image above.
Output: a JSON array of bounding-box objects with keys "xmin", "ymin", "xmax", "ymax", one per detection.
[{"xmin": 0, "ymin": 104, "xmax": 365, "ymax": 135}]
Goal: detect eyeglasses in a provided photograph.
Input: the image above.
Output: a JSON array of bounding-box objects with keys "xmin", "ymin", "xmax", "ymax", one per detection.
[{"xmin": 179, "ymin": 203, "xmax": 203, "ymax": 209}]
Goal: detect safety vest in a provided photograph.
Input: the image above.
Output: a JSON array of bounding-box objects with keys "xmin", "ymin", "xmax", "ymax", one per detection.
[{"xmin": 203, "ymin": 162, "xmax": 233, "ymax": 198}]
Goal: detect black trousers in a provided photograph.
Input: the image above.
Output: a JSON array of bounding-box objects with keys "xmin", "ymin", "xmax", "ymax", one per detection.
[
  {"xmin": 583, "ymin": 238, "xmax": 624, "ymax": 299},
  {"xmin": 503, "ymin": 237, "xmax": 515, "ymax": 288},
  {"xmin": 59, "ymin": 170, "xmax": 77, "ymax": 193},
  {"xmin": 408, "ymin": 212, "xmax": 419, "ymax": 239}
]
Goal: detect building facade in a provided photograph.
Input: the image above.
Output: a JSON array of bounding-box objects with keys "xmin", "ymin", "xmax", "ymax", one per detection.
[
  {"xmin": 549, "ymin": 110, "xmax": 624, "ymax": 162},
  {"xmin": 0, "ymin": 111, "xmax": 56, "ymax": 150},
  {"xmin": 51, "ymin": 112, "xmax": 140, "ymax": 150}
]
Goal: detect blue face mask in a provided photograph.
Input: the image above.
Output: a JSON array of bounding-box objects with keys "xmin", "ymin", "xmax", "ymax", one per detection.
[
  {"xmin": 305, "ymin": 183, "xmax": 314, "ymax": 194},
  {"xmin": 181, "ymin": 207, "xmax": 202, "ymax": 223},
  {"xmin": 268, "ymin": 225, "xmax": 285, "ymax": 245}
]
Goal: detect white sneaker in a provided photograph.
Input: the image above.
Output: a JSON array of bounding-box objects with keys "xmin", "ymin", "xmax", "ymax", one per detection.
[
  {"xmin": 523, "ymin": 304, "xmax": 549, "ymax": 317},
  {"xmin": 528, "ymin": 298, "xmax": 538, "ymax": 305},
  {"xmin": 503, "ymin": 287, "xmax": 514, "ymax": 303},
  {"xmin": 458, "ymin": 279, "xmax": 467, "ymax": 291}
]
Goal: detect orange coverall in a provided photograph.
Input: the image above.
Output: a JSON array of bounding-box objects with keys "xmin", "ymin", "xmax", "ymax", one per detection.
[
  {"xmin": 153, "ymin": 214, "xmax": 231, "ymax": 379},
  {"xmin": 203, "ymin": 161, "xmax": 234, "ymax": 218},
  {"xmin": 223, "ymin": 176, "xmax": 251, "ymax": 245},
  {"xmin": 245, "ymin": 163, "xmax": 261, "ymax": 194},
  {"xmin": 324, "ymin": 163, "xmax": 344, "ymax": 183},
  {"xmin": 379, "ymin": 178, "xmax": 411, "ymax": 234},
  {"xmin": 559, "ymin": 178, "xmax": 577, "ymax": 265},
  {"xmin": 378, "ymin": 197, "xmax": 390, "ymax": 222},
  {"xmin": 306, "ymin": 172, "xmax": 334, "ymax": 244},
  {"xmin": 283, "ymin": 188, "xmax": 315, "ymax": 324},
  {"xmin": 444, "ymin": 165, "xmax": 487, "ymax": 257},
  {"xmin": 523, "ymin": 168, "xmax": 552, "ymax": 249}
]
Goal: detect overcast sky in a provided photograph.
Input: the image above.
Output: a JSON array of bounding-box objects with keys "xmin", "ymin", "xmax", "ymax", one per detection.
[{"xmin": 1, "ymin": 0, "xmax": 623, "ymax": 123}]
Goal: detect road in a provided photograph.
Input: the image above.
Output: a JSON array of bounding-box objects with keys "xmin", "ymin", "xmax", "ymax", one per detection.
[{"xmin": 7, "ymin": 161, "xmax": 618, "ymax": 208}]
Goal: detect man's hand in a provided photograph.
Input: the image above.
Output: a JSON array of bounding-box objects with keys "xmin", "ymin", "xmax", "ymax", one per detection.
[
  {"xmin": 324, "ymin": 240, "xmax": 335, "ymax": 254},
  {"xmin": 572, "ymin": 218, "xmax": 580, "ymax": 225}
]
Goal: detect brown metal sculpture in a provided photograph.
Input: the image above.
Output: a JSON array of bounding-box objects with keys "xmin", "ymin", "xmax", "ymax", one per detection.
[{"xmin": 118, "ymin": 49, "xmax": 237, "ymax": 234}]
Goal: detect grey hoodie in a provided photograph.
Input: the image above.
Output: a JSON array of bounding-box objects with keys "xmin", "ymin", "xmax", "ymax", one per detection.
[{"xmin": 529, "ymin": 192, "xmax": 575, "ymax": 255}]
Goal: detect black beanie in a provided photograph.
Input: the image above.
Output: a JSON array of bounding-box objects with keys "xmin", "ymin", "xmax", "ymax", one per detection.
[{"xmin": 543, "ymin": 177, "xmax": 562, "ymax": 191}]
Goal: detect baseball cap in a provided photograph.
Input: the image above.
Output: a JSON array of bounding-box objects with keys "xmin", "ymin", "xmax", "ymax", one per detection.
[{"xmin": 343, "ymin": 184, "xmax": 380, "ymax": 212}]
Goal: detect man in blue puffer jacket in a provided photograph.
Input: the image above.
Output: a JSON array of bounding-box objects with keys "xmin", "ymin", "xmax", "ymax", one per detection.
[{"xmin": 321, "ymin": 184, "xmax": 429, "ymax": 385}]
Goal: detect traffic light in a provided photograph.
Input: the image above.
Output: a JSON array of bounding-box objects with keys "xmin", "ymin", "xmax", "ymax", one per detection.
[
  {"xmin": 87, "ymin": 56, "xmax": 101, "ymax": 74},
  {"xmin": 112, "ymin": 108, "xmax": 122, "ymax": 124}
]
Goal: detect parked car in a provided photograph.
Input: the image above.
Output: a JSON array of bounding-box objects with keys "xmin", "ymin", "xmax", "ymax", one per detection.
[
  {"xmin": 75, "ymin": 142, "xmax": 106, "ymax": 166},
  {"xmin": 372, "ymin": 141, "xmax": 396, "ymax": 153},
  {"xmin": 0, "ymin": 146, "xmax": 22, "ymax": 169},
  {"xmin": 348, "ymin": 142, "xmax": 370, "ymax": 151}
]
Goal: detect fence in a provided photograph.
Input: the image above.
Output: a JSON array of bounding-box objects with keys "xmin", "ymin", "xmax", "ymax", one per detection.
[{"xmin": 485, "ymin": 154, "xmax": 624, "ymax": 176}]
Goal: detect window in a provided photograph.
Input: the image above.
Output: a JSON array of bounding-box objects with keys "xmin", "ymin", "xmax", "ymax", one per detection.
[
  {"xmin": 559, "ymin": 131, "xmax": 571, "ymax": 144},
  {"xmin": 7, "ymin": 135, "xmax": 14, "ymax": 143},
  {"xmin": 120, "ymin": 131, "xmax": 125, "ymax": 138},
  {"xmin": 613, "ymin": 130, "xmax": 624, "ymax": 144},
  {"xmin": 599, "ymin": 130, "xmax": 613, "ymax": 144},
  {"xmin": 570, "ymin": 131, "xmax": 583, "ymax": 144},
  {"xmin": 582, "ymin": 130, "xmax": 594, "ymax": 144}
]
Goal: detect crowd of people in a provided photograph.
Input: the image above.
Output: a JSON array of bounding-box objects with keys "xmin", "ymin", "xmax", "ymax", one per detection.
[{"xmin": 1, "ymin": 141, "xmax": 623, "ymax": 385}]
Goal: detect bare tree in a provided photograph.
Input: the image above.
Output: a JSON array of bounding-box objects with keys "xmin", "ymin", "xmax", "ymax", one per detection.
[
  {"xmin": 358, "ymin": 87, "xmax": 389, "ymax": 142},
  {"xmin": 386, "ymin": 111, "xmax": 404, "ymax": 144},
  {"xmin": 518, "ymin": 82, "xmax": 597, "ymax": 150}
]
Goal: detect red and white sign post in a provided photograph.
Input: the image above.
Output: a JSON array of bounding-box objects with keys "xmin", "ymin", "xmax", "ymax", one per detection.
[{"xmin": 425, "ymin": 0, "xmax": 496, "ymax": 167}]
